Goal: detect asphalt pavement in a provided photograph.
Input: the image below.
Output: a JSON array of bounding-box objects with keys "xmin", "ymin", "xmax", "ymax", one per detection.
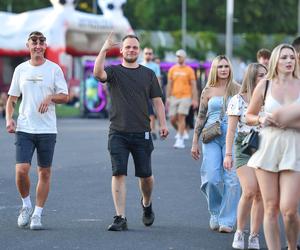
[{"xmin": 0, "ymin": 117, "xmax": 289, "ymax": 250}]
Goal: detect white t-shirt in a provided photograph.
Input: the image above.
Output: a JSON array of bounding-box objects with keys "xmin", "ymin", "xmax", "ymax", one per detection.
[
  {"xmin": 8, "ymin": 60, "xmax": 68, "ymax": 134},
  {"xmin": 227, "ymin": 94, "xmax": 260, "ymax": 133}
]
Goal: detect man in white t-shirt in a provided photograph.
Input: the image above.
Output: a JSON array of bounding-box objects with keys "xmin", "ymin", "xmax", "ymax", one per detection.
[{"xmin": 5, "ymin": 31, "xmax": 69, "ymax": 230}]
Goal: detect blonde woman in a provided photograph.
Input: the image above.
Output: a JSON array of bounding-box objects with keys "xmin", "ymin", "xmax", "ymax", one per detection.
[
  {"xmin": 191, "ymin": 55, "xmax": 241, "ymax": 233},
  {"xmin": 246, "ymin": 44, "xmax": 300, "ymax": 250},
  {"xmin": 224, "ymin": 63, "xmax": 267, "ymax": 249}
]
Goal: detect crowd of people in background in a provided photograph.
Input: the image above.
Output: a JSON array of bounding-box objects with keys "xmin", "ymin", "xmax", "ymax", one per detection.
[{"xmin": 3, "ymin": 31, "xmax": 300, "ymax": 250}]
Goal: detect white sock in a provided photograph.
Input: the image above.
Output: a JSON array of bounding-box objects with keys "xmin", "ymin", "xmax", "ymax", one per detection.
[
  {"xmin": 21, "ymin": 196, "xmax": 32, "ymax": 209},
  {"xmin": 32, "ymin": 206, "xmax": 43, "ymax": 217}
]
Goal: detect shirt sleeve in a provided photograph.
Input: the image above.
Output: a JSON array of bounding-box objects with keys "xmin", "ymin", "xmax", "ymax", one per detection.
[
  {"xmin": 188, "ymin": 67, "xmax": 196, "ymax": 81},
  {"xmin": 227, "ymin": 94, "xmax": 242, "ymax": 116},
  {"xmin": 103, "ymin": 66, "xmax": 114, "ymax": 84},
  {"xmin": 8, "ymin": 67, "xmax": 21, "ymax": 97},
  {"xmin": 150, "ymin": 71, "xmax": 162, "ymax": 98},
  {"xmin": 155, "ymin": 64, "xmax": 161, "ymax": 78},
  {"xmin": 54, "ymin": 66, "xmax": 68, "ymax": 95}
]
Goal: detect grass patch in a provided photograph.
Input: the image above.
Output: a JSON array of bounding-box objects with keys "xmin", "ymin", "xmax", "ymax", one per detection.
[
  {"xmin": 14, "ymin": 102, "xmax": 80, "ymax": 118},
  {"xmin": 56, "ymin": 104, "xmax": 80, "ymax": 118}
]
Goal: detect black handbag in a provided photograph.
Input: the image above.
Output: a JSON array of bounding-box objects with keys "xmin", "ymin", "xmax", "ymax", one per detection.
[
  {"xmin": 240, "ymin": 80, "xmax": 269, "ymax": 156},
  {"xmin": 241, "ymin": 129, "xmax": 259, "ymax": 155}
]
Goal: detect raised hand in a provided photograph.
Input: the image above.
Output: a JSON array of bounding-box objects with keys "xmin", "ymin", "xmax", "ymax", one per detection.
[{"xmin": 101, "ymin": 32, "xmax": 120, "ymax": 52}]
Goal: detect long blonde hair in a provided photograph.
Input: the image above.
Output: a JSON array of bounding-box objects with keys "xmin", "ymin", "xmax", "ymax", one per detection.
[
  {"xmin": 206, "ymin": 55, "xmax": 240, "ymax": 100},
  {"xmin": 266, "ymin": 43, "xmax": 300, "ymax": 80},
  {"xmin": 239, "ymin": 63, "xmax": 267, "ymax": 102}
]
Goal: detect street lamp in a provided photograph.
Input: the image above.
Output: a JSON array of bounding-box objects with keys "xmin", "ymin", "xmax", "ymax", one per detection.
[
  {"xmin": 226, "ymin": 0, "xmax": 234, "ymax": 59},
  {"xmin": 181, "ymin": 0, "xmax": 186, "ymax": 51},
  {"xmin": 298, "ymin": 0, "xmax": 300, "ymax": 34}
]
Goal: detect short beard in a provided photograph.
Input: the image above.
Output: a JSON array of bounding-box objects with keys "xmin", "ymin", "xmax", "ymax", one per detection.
[{"xmin": 124, "ymin": 56, "xmax": 138, "ymax": 63}]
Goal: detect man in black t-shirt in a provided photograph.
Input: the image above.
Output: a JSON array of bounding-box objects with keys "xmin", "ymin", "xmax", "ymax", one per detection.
[{"xmin": 94, "ymin": 33, "xmax": 168, "ymax": 231}]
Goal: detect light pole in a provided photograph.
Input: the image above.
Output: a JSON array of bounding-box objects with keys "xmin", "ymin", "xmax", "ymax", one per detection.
[
  {"xmin": 298, "ymin": 0, "xmax": 300, "ymax": 34},
  {"xmin": 181, "ymin": 0, "xmax": 186, "ymax": 50},
  {"xmin": 226, "ymin": 0, "xmax": 234, "ymax": 59}
]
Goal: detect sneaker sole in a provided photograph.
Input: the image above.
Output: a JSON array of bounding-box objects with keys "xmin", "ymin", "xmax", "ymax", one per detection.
[
  {"xmin": 30, "ymin": 225, "xmax": 43, "ymax": 230},
  {"xmin": 18, "ymin": 223, "xmax": 29, "ymax": 228},
  {"xmin": 209, "ymin": 225, "xmax": 219, "ymax": 231},
  {"xmin": 143, "ymin": 214, "xmax": 155, "ymax": 227},
  {"xmin": 219, "ymin": 227, "xmax": 233, "ymax": 233},
  {"xmin": 107, "ymin": 224, "xmax": 128, "ymax": 231}
]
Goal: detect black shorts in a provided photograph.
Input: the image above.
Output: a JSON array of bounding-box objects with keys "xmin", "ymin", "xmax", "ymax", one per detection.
[
  {"xmin": 108, "ymin": 129, "xmax": 154, "ymax": 177},
  {"xmin": 185, "ymin": 106, "xmax": 195, "ymax": 129},
  {"xmin": 15, "ymin": 132, "xmax": 56, "ymax": 168}
]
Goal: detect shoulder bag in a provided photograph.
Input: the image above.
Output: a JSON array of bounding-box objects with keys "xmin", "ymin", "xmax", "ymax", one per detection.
[
  {"xmin": 241, "ymin": 80, "xmax": 269, "ymax": 155},
  {"xmin": 201, "ymin": 98, "xmax": 225, "ymax": 144}
]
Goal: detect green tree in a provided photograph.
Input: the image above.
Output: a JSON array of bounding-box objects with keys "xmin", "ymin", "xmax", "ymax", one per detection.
[{"xmin": 0, "ymin": 0, "xmax": 50, "ymax": 13}]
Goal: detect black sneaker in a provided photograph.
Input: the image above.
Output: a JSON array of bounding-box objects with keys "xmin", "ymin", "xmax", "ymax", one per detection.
[
  {"xmin": 107, "ymin": 215, "xmax": 128, "ymax": 231},
  {"xmin": 141, "ymin": 198, "xmax": 155, "ymax": 226}
]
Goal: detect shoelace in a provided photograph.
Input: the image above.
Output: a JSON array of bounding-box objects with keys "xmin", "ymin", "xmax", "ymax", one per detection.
[
  {"xmin": 20, "ymin": 208, "xmax": 30, "ymax": 219},
  {"xmin": 249, "ymin": 233, "xmax": 259, "ymax": 243},
  {"xmin": 113, "ymin": 216, "xmax": 124, "ymax": 223},
  {"xmin": 235, "ymin": 231, "xmax": 244, "ymax": 241}
]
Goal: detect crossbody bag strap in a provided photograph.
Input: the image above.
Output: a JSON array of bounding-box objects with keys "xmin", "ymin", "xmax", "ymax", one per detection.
[
  {"xmin": 263, "ymin": 80, "xmax": 269, "ymax": 105},
  {"xmin": 219, "ymin": 97, "xmax": 226, "ymax": 122}
]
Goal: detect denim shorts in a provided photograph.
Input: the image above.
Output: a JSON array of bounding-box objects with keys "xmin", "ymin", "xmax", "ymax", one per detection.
[
  {"xmin": 108, "ymin": 129, "xmax": 154, "ymax": 177},
  {"xmin": 15, "ymin": 132, "xmax": 56, "ymax": 168}
]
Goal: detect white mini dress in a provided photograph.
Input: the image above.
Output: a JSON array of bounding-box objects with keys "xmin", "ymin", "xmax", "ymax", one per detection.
[{"xmin": 248, "ymin": 82, "xmax": 300, "ymax": 172}]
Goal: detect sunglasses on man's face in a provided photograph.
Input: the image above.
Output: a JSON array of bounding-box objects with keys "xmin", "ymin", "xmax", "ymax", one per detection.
[{"xmin": 29, "ymin": 36, "xmax": 46, "ymax": 45}]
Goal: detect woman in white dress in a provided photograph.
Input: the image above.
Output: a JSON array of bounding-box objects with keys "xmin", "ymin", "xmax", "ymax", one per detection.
[{"xmin": 246, "ymin": 44, "xmax": 300, "ymax": 250}]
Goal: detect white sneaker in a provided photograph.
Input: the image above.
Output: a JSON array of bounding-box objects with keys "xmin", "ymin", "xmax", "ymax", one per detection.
[
  {"xmin": 232, "ymin": 230, "xmax": 245, "ymax": 249},
  {"xmin": 248, "ymin": 233, "xmax": 260, "ymax": 249},
  {"xmin": 209, "ymin": 215, "xmax": 219, "ymax": 230},
  {"xmin": 17, "ymin": 207, "xmax": 32, "ymax": 228},
  {"xmin": 173, "ymin": 138, "xmax": 185, "ymax": 149},
  {"xmin": 174, "ymin": 132, "xmax": 180, "ymax": 139},
  {"xmin": 183, "ymin": 131, "xmax": 189, "ymax": 140},
  {"xmin": 30, "ymin": 215, "xmax": 43, "ymax": 230}
]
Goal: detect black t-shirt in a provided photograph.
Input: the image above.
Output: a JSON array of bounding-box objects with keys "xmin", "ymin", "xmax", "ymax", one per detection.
[{"xmin": 104, "ymin": 64, "xmax": 162, "ymax": 132}]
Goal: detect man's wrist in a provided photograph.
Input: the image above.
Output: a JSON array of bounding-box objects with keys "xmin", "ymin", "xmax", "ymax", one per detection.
[{"xmin": 100, "ymin": 49, "xmax": 108, "ymax": 54}]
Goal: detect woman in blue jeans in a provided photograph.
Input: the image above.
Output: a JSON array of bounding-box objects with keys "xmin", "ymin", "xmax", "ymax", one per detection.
[{"xmin": 191, "ymin": 55, "xmax": 241, "ymax": 233}]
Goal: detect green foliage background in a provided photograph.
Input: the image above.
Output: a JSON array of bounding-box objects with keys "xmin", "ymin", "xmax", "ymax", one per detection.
[{"xmin": 0, "ymin": 0, "xmax": 298, "ymax": 61}]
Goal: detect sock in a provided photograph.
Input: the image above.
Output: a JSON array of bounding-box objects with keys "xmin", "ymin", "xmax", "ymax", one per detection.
[
  {"xmin": 142, "ymin": 199, "xmax": 151, "ymax": 207},
  {"xmin": 21, "ymin": 196, "xmax": 32, "ymax": 209},
  {"xmin": 32, "ymin": 206, "xmax": 43, "ymax": 217}
]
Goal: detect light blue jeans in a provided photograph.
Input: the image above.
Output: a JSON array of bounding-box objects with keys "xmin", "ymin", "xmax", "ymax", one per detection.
[{"xmin": 200, "ymin": 123, "xmax": 241, "ymax": 227}]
